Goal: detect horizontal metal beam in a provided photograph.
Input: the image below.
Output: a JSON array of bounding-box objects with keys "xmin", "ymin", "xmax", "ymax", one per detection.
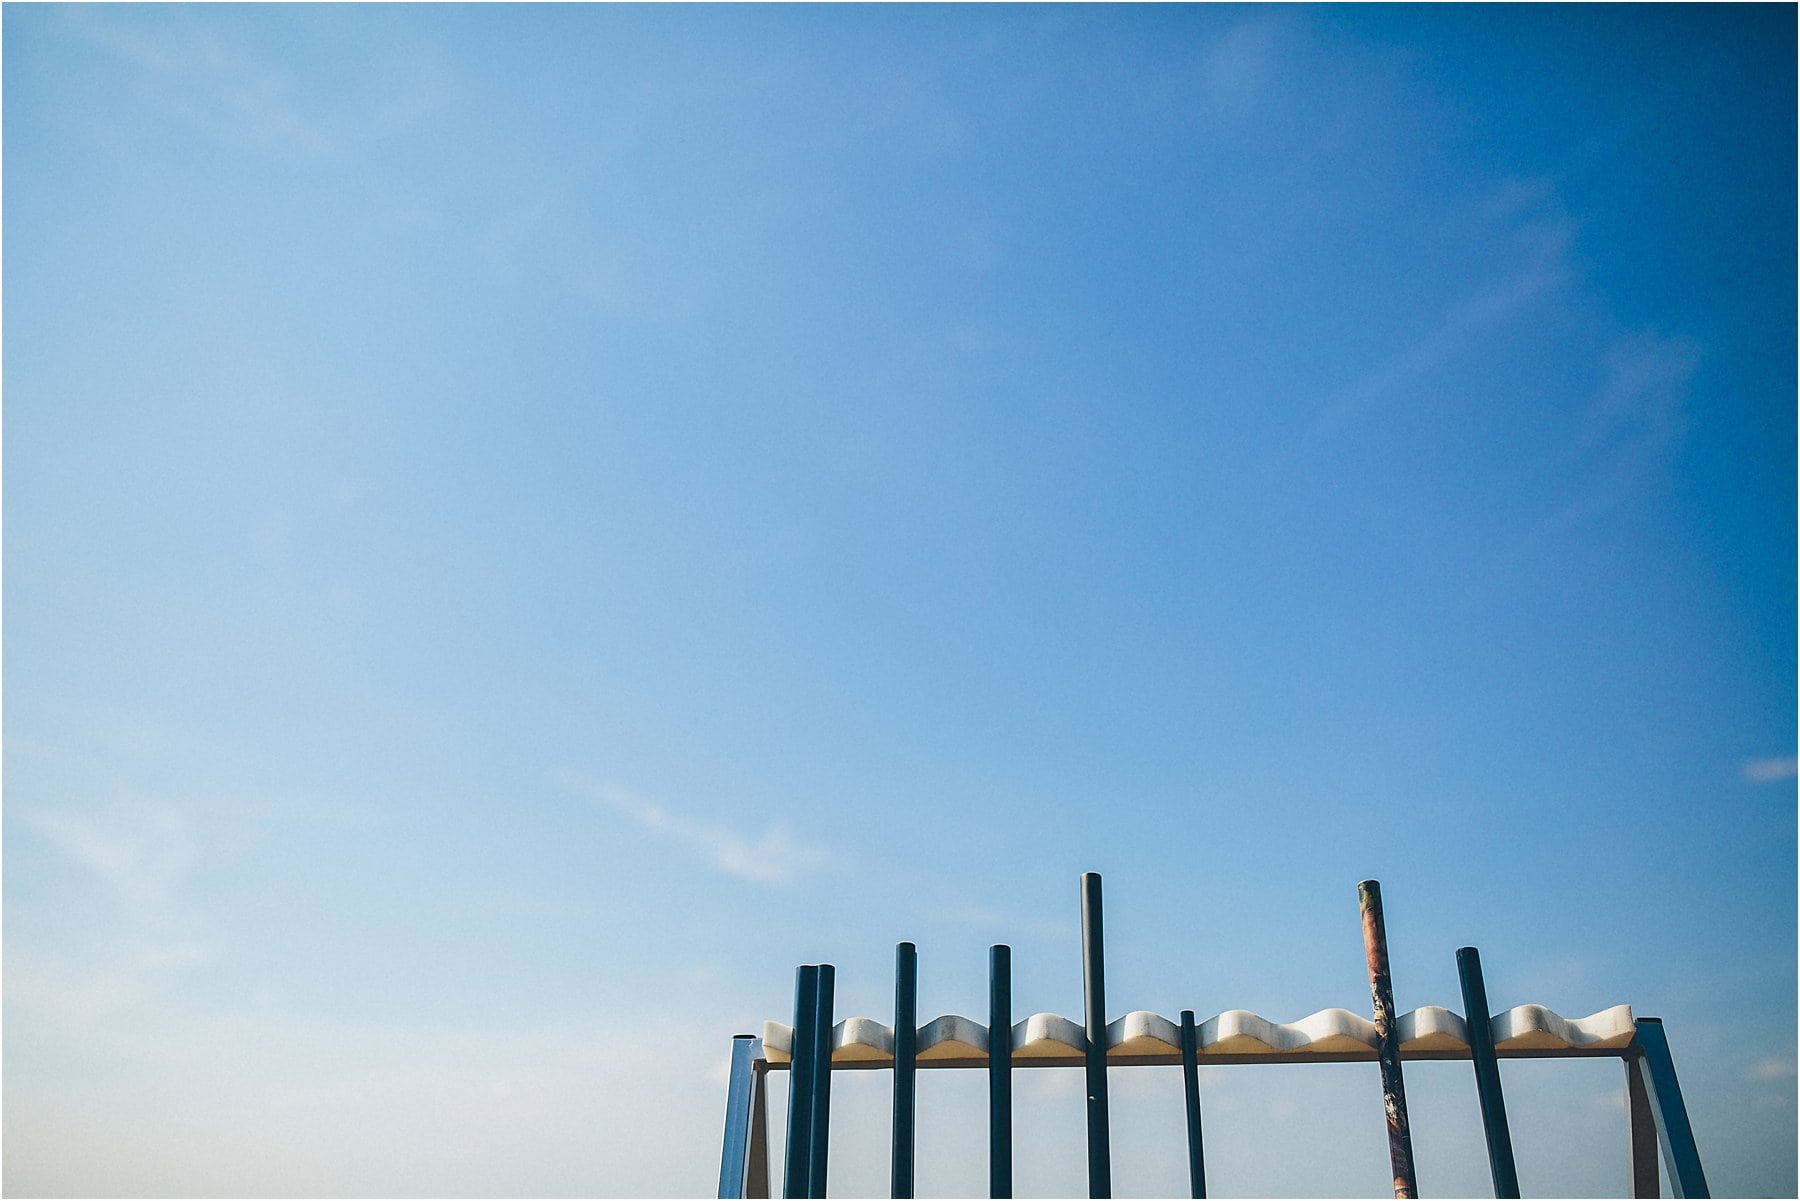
[{"xmin": 758, "ymin": 1043, "xmax": 1637, "ymax": 1071}]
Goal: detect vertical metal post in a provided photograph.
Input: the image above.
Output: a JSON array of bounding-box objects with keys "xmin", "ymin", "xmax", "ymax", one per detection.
[
  {"xmin": 1632, "ymin": 1018, "xmax": 1710, "ymax": 1198},
  {"xmin": 809, "ymin": 965, "xmax": 836, "ymax": 1198},
  {"xmin": 1081, "ymin": 871, "xmax": 1113, "ymax": 1198},
  {"xmin": 990, "ymin": 944, "xmax": 1014, "ymax": 1198},
  {"xmin": 891, "ymin": 943, "xmax": 918, "ymax": 1199},
  {"xmin": 1626, "ymin": 1048, "xmax": 1661, "ymax": 1198},
  {"xmin": 1455, "ymin": 947, "xmax": 1519, "ymax": 1198},
  {"xmin": 1179, "ymin": 1010, "xmax": 1208, "ymax": 1199},
  {"xmin": 748, "ymin": 1063, "xmax": 772, "ymax": 1200},
  {"xmin": 784, "ymin": 965, "xmax": 820, "ymax": 1199},
  {"xmin": 1358, "ymin": 880, "xmax": 1418, "ymax": 1200},
  {"xmin": 720, "ymin": 1034, "xmax": 761, "ymax": 1198}
]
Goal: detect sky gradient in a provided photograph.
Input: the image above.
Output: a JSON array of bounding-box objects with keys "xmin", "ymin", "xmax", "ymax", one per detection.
[{"xmin": 4, "ymin": 4, "xmax": 1795, "ymax": 1197}]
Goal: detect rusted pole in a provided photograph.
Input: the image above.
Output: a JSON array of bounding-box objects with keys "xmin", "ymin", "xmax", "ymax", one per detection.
[{"xmin": 1358, "ymin": 880, "xmax": 1418, "ymax": 1199}]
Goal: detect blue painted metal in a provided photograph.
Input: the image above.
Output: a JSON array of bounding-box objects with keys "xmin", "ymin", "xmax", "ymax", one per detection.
[
  {"xmin": 809, "ymin": 965, "xmax": 836, "ymax": 1198},
  {"xmin": 1626, "ymin": 1046, "xmax": 1661, "ymax": 1198},
  {"xmin": 1080, "ymin": 872, "xmax": 1113, "ymax": 1198},
  {"xmin": 719, "ymin": 1034, "xmax": 760, "ymax": 1198},
  {"xmin": 1455, "ymin": 947, "xmax": 1520, "ymax": 1198},
  {"xmin": 1178, "ymin": 1010, "xmax": 1207, "ymax": 1199},
  {"xmin": 891, "ymin": 943, "xmax": 918, "ymax": 1199},
  {"xmin": 784, "ymin": 965, "xmax": 820, "ymax": 1199},
  {"xmin": 1632, "ymin": 1018, "xmax": 1710, "ymax": 1198},
  {"xmin": 989, "ymin": 944, "xmax": 1014, "ymax": 1198}
]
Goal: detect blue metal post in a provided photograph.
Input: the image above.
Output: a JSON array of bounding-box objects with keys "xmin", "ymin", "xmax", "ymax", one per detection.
[
  {"xmin": 1179, "ymin": 1010, "xmax": 1207, "ymax": 1199},
  {"xmin": 891, "ymin": 943, "xmax": 918, "ymax": 1199},
  {"xmin": 809, "ymin": 966, "xmax": 836, "ymax": 1198},
  {"xmin": 784, "ymin": 965, "xmax": 819, "ymax": 1199},
  {"xmin": 990, "ymin": 944, "xmax": 1013, "ymax": 1198},
  {"xmin": 1632, "ymin": 1018, "xmax": 1710, "ymax": 1198},
  {"xmin": 1080, "ymin": 872, "xmax": 1113, "ymax": 1198},
  {"xmin": 720, "ymin": 1034, "xmax": 760, "ymax": 1198},
  {"xmin": 1455, "ymin": 947, "xmax": 1519, "ymax": 1198}
]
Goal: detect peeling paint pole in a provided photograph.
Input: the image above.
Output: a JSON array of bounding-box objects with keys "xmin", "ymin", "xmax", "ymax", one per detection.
[{"xmin": 1359, "ymin": 880, "xmax": 1418, "ymax": 1199}]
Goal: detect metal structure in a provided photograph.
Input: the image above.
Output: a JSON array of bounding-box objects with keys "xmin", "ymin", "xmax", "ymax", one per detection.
[{"xmin": 718, "ymin": 873, "xmax": 1708, "ymax": 1199}]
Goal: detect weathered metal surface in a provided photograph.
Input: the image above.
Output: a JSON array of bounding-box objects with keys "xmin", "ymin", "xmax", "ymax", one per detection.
[
  {"xmin": 1081, "ymin": 872, "xmax": 1113, "ymax": 1198},
  {"xmin": 1456, "ymin": 947, "xmax": 1520, "ymax": 1198},
  {"xmin": 1358, "ymin": 880, "xmax": 1418, "ymax": 1199}
]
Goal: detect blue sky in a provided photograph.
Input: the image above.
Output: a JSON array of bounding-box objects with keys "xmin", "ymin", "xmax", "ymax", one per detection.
[{"xmin": 3, "ymin": 4, "xmax": 1793, "ymax": 1196}]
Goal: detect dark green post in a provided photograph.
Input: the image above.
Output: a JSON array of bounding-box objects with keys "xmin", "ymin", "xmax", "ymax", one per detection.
[
  {"xmin": 784, "ymin": 965, "xmax": 819, "ymax": 1199},
  {"xmin": 809, "ymin": 965, "xmax": 835, "ymax": 1198},
  {"xmin": 989, "ymin": 944, "xmax": 1013, "ymax": 1198},
  {"xmin": 891, "ymin": 943, "xmax": 918, "ymax": 1199},
  {"xmin": 1179, "ymin": 1010, "xmax": 1207, "ymax": 1198},
  {"xmin": 1081, "ymin": 872, "xmax": 1112, "ymax": 1198},
  {"xmin": 1455, "ymin": 947, "xmax": 1519, "ymax": 1197}
]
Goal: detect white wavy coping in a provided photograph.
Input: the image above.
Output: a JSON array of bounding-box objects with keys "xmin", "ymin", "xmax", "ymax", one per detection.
[{"xmin": 759, "ymin": 1004, "xmax": 1634, "ymax": 1064}]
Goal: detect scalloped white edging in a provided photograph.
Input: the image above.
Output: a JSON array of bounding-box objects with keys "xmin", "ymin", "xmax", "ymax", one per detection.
[{"xmin": 759, "ymin": 1003, "xmax": 1635, "ymax": 1064}]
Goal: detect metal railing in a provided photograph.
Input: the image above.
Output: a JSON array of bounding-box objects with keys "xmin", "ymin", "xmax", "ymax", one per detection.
[{"xmin": 718, "ymin": 873, "xmax": 1708, "ymax": 1199}]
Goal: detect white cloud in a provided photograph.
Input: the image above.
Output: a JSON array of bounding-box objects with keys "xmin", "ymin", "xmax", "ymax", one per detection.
[
  {"xmin": 71, "ymin": 11, "xmax": 336, "ymax": 160},
  {"xmin": 22, "ymin": 802, "xmax": 197, "ymax": 910},
  {"xmin": 1746, "ymin": 1056, "xmax": 1796, "ymax": 1082},
  {"xmin": 1741, "ymin": 756, "xmax": 1798, "ymax": 783},
  {"xmin": 583, "ymin": 783, "xmax": 831, "ymax": 886},
  {"xmin": 1288, "ymin": 195, "xmax": 1576, "ymax": 458}
]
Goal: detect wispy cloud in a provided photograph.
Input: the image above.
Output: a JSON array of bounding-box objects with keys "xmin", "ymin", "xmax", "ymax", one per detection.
[
  {"xmin": 1746, "ymin": 1056, "xmax": 1797, "ymax": 1082},
  {"xmin": 581, "ymin": 782, "xmax": 831, "ymax": 886},
  {"xmin": 65, "ymin": 8, "xmax": 454, "ymax": 167},
  {"xmin": 12, "ymin": 800, "xmax": 216, "ymax": 1031},
  {"xmin": 1513, "ymin": 328, "xmax": 1701, "ymax": 545},
  {"xmin": 1286, "ymin": 190, "xmax": 1575, "ymax": 459},
  {"xmin": 70, "ymin": 11, "xmax": 337, "ymax": 160},
  {"xmin": 1742, "ymin": 756, "xmax": 1798, "ymax": 783},
  {"xmin": 22, "ymin": 801, "xmax": 197, "ymax": 910}
]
